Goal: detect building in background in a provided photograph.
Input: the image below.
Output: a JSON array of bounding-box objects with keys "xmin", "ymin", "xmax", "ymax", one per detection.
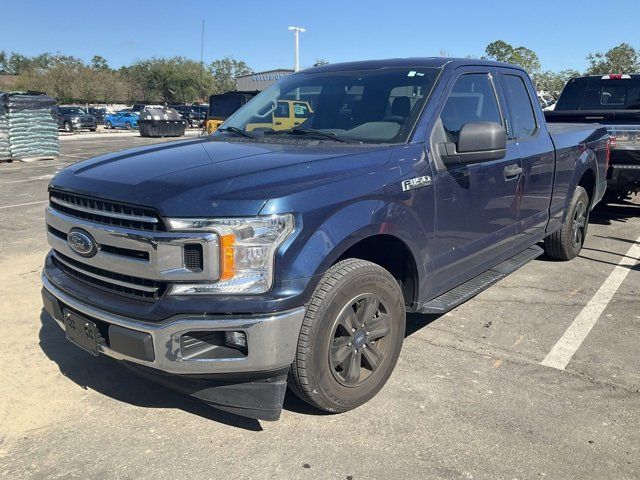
[{"xmin": 236, "ymin": 69, "xmax": 294, "ymax": 91}]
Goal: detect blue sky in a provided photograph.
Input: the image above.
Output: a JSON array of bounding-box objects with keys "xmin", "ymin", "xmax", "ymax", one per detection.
[{"xmin": 1, "ymin": 0, "xmax": 638, "ymax": 73}]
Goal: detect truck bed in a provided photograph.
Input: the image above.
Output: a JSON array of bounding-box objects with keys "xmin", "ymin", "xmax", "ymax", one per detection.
[{"xmin": 547, "ymin": 123, "xmax": 608, "ymax": 150}]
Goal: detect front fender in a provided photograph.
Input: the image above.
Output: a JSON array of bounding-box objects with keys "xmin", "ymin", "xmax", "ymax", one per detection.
[{"xmin": 271, "ymin": 194, "xmax": 433, "ymax": 305}]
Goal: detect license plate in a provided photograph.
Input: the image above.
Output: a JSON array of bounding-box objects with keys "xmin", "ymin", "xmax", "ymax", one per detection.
[{"xmin": 64, "ymin": 310, "xmax": 99, "ymax": 356}]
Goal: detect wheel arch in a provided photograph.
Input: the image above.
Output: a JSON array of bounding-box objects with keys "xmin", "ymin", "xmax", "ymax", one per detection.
[{"xmin": 278, "ymin": 199, "xmax": 427, "ymax": 311}]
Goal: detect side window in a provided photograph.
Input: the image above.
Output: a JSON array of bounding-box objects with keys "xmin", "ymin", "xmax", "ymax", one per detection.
[
  {"xmin": 274, "ymin": 101, "xmax": 290, "ymax": 118},
  {"xmin": 440, "ymin": 73, "xmax": 502, "ymax": 143},
  {"xmin": 502, "ymin": 75, "xmax": 537, "ymax": 138},
  {"xmin": 293, "ymin": 102, "xmax": 310, "ymax": 118}
]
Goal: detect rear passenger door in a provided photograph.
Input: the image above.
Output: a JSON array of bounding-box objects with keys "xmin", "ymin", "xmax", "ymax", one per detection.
[
  {"xmin": 429, "ymin": 69, "xmax": 523, "ymax": 294},
  {"xmin": 497, "ymin": 70, "xmax": 555, "ymax": 244}
]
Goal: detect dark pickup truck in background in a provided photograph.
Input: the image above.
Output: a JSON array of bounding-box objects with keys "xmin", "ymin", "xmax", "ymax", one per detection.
[
  {"xmin": 41, "ymin": 58, "xmax": 609, "ymax": 421},
  {"xmin": 170, "ymin": 104, "xmax": 206, "ymax": 128},
  {"xmin": 56, "ymin": 106, "xmax": 97, "ymax": 132},
  {"xmin": 546, "ymin": 74, "xmax": 640, "ymax": 201}
]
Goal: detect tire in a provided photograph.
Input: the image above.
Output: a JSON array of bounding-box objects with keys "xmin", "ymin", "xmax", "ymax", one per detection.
[
  {"xmin": 544, "ymin": 186, "xmax": 590, "ymax": 260},
  {"xmin": 288, "ymin": 259, "xmax": 406, "ymax": 413},
  {"xmin": 125, "ymin": 121, "xmax": 132, "ymax": 130},
  {"xmin": 63, "ymin": 121, "xmax": 73, "ymax": 133},
  {"xmin": 89, "ymin": 127, "xmax": 96, "ymax": 132},
  {"xmin": 105, "ymin": 121, "xmax": 113, "ymax": 129}
]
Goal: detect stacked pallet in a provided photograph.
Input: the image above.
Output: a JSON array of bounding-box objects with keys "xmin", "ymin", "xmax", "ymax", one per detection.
[
  {"xmin": 0, "ymin": 92, "xmax": 59, "ymax": 161},
  {"xmin": 0, "ymin": 93, "xmax": 9, "ymax": 160}
]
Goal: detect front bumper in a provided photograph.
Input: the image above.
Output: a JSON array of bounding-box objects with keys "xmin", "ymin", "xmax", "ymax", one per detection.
[
  {"xmin": 42, "ymin": 274, "xmax": 305, "ymax": 375},
  {"xmin": 71, "ymin": 121, "xmax": 97, "ymax": 129}
]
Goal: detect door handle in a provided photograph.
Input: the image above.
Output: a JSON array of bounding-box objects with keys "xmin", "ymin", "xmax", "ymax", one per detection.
[{"xmin": 504, "ymin": 164, "xmax": 523, "ymax": 180}]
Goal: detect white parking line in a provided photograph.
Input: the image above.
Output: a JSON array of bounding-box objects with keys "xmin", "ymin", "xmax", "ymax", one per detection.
[
  {"xmin": 0, "ymin": 200, "xmax": 48, "ymax": 210},
  {"xmin": 541, "ymin": 235, "xmax": 640, "ymax": 370}
]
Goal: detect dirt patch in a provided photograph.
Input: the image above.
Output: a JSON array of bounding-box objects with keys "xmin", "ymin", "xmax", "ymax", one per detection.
[{"xmin": 0, "ymin": 251, "xmax": 89, "ymax": 439}]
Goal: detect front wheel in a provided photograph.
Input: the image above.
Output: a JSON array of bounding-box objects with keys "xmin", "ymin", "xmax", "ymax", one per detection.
[
  {"xmin": 544, "ymin": 185, "xmax": 590, "ymax": 260},
  {"xmin": 125, "ymin": 121, "xmax": 132, "ymax": 130},
  {"xmin": 288, "ymin": 259, "xmax": 406, "ymax": 413},
  {"xmin": 63, "ymin": 121, "xmax": 73, "ymax": 133},
  {"xmin": 105, "ymin": 121, "xmax": 113, "ymax": 129}
]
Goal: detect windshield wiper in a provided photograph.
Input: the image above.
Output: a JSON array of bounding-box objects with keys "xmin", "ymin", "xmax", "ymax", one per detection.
[
  {"xmin": 218, "ymin": 126, "xmax": 255, "ymax": 139},
  {"xmin": 265, "ymin": 127, "xmax": 353, "ymax": 143}
]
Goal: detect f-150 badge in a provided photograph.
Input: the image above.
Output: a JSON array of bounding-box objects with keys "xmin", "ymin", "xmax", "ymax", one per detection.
[{"xmin": 401, "ymin": 176, "xmax": 432, "ymax": 192}]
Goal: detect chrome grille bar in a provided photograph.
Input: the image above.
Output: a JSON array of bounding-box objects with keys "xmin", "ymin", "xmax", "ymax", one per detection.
[
  {"xmin": 53, "ymin": 251, "xmax": 159, "ymax": 293},
  {"xmin": 50, "ymin": 195, "xmax": 159, "ymax": 224}
]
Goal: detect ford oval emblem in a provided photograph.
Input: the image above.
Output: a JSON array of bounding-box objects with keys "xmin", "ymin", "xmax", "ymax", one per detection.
[{"xmin": 67, "ymin": 228, "xmax": 98, "ymax": 258}]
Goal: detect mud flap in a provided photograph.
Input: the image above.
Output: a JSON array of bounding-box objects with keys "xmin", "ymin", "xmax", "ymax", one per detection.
[{"xmin": 123, "ymin": 362, "xmax": 289, "ymax": 421}]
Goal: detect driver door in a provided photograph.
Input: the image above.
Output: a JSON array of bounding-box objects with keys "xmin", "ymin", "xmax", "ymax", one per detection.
[{"xmin": 429, "ymin": 69, "xmax": 523, "ymax": 294}]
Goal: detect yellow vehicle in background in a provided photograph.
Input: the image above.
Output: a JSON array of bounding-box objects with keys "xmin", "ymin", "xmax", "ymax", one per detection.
[
  {"xmin": 246, "ymin": 100, "xmax": 313, "ymax": 132},
  {"xmin": 205, "ymin": 91, "xmax": 258, "ymax": 134}
]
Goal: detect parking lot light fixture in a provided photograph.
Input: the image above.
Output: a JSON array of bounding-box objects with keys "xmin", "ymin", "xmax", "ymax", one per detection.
[{"xmin": 288, "ymin": 26, "xmax": 306, "ymax": 72}]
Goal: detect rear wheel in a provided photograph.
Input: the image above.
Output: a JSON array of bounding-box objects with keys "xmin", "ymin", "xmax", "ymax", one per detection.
[
  {"xmin": 288, "ymin": 259, "xmax": 406, "ymax": 413},
  {"xmin": 125, "ymin": 121, "xmax": 132, "ymax": 130},
  {"xmin": 544, "ymin": 186, "xmax": 589, "ymax": 260},
  {"xmin": 105, "ymin": 121, "xmax": 113, "ymax": 129}
]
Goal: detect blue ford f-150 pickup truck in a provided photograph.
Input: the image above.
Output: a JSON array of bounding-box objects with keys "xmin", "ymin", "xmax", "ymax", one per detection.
[{"xmin": 42, "ymin": 58, "xmax": 609, "ymax": 420}]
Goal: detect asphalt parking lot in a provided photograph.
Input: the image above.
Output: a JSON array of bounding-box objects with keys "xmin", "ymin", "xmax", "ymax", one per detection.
[{"xmin": 0, "ymin": 134, "xmax": 639, "ymax": 479}]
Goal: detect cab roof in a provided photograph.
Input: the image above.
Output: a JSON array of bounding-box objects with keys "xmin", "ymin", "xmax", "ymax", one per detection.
[{"xmin": 301, "ymin": 57, "xmax": 525, "ymax": 74}]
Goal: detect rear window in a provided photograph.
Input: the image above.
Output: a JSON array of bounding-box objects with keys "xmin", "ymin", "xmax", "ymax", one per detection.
[
  {"xmin": 209, "ymin": 97, "xmax": 244, "ymax": 118},
  {"xmin": 555, "ymin": 76, "xmax": 640, "ymax": 110}
]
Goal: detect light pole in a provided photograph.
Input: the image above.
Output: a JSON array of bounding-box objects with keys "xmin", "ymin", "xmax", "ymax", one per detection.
[{"xmin": 288, "ymin": 26, "xmax": 306, "ymax": 72}]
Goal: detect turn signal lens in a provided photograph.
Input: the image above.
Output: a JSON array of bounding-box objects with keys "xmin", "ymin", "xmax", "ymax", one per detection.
[{"xmin": 220, "ymin": 234, "xmax": 235, "ymax": 280}]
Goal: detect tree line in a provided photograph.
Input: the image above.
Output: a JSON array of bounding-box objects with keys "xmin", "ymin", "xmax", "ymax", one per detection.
[
  {"xmin": 0, "ymin": 52, "xmax": 252, "ymax": 104},
  {"xmin": 483, "ymin": 41, "xmax": 640, "ymax": 97},
  {"xmin": 1, "ymin": 41, "xmax": 638, "ymax": 104}
]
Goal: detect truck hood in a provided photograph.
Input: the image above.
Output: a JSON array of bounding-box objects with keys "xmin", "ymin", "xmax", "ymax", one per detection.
[{"xmin": 51, "ymin": 137, "xmax": 393, "ymax": 217}]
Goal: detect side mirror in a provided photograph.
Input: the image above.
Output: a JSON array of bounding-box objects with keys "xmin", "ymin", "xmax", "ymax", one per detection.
[{"xmin": 439, "ymin": 121, "xmax": 507, "ymax": 166}]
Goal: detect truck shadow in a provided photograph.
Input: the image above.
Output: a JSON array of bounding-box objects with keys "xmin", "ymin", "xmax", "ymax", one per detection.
[
  {"xmin": 590, "ymin": 197, "xmax": 639, "ymax": 225},
  {"xmin": 38, "ymin": 310, "xmax": 264, "ymax": 431}
]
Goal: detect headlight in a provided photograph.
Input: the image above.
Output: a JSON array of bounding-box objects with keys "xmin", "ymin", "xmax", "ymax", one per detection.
[{"xmin": 167, "ymin": 214, "xmax": 294, "ymax": 295}]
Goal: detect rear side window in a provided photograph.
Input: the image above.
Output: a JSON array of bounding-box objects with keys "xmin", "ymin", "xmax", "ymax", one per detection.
[
  {"xmin": 502, "ymin": 74, "xmax": 537, "ymax": 138},
  {"xmin": 555, "ymin": 77, "xmax": 588, "ymax": 110},
  {"xmin": 439, "ymin": 73, "xmax": 502, "ymax": 143}
]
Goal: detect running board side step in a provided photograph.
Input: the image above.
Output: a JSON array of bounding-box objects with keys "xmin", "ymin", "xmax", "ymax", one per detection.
[{"xmin": 420, "ymin": 245, "xmax": 544, "ymax": 314}]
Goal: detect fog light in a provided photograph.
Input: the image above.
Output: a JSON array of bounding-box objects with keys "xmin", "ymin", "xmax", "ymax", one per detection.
[{"xmin": 224, "ymin": 331, "xmax": 247, "ymax": 349}]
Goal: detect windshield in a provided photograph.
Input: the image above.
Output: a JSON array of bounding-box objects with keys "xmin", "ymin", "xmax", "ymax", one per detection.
[
  {"xmin": 218, "ymin": 67, "xmax": 440, "ymax": 143},
  {"xmin": 210, "ymin": 96, "xmax": 245, "ymax": 118},
  {"xmin": 60, "ymin": 107, "xmax": 86, "ymax": 115},
  {"xmin": 555, "ymin": 76, "xmax": 640, "ymax": 111}
]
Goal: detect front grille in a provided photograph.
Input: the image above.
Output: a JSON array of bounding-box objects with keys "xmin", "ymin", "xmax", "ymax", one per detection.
[
  {"xmin": 49, "ymin": 190, "xmax": 164, "ymax": 231},
  {"xmin": 48, "ymin": 225, "xmax": 150, "ymax": 261},
  {"xmin": 53, "ymin": 251, "xmax": 167, "ymax": 301}
]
